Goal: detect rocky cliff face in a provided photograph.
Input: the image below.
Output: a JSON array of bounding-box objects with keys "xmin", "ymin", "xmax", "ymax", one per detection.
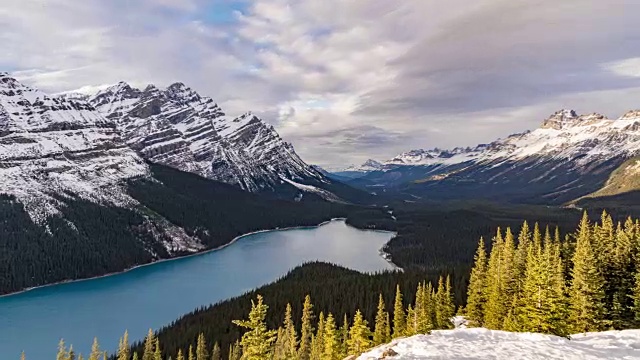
[
  {"xmin": 87, "ymin": 82, "xmax": 325, "ymax": 193},
  {"xmin": 0, "ymin": 74, "xmax": 202, "ymax": 252}
]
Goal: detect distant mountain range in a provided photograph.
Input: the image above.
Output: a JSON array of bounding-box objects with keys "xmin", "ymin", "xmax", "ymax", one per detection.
[{"xmin": 335, "ymin": 109, "xmax": 640, "ymax": 204}]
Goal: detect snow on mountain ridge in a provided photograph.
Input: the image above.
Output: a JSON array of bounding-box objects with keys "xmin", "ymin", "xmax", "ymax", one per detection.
[
  {"xmin": 382, "ymin": 109, "xmax": 640, "ymax": 168},
  {"xmin": 0, "ymin": 75, "xmax": 203, "ymax": 253},
  {"xmin": 85, "ymin": 81, "xmax": 325, "ymax": 192}
]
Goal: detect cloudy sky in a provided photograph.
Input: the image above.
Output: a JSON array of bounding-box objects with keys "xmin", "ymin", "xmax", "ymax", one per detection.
[{"xmin": 3, "ymin": 0, "xmax": 640, "ymax": 168}]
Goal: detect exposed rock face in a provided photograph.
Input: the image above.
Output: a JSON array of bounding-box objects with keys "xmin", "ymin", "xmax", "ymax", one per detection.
[
  {"xmin": 0, "ymin": 74, "xmax": 202, "ymax": 252},
  {"xmin": 87, "ymin": 82, "xmax": 324, "ymax": 192}
]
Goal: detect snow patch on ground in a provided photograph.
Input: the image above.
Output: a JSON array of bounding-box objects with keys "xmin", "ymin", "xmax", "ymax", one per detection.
[
  {"xmin": 357, "ymin": 328, "xmax": 640, "ymax": 359},
  {"xmin": 281, "ymin": 177, "xmax": 345, "ymax": 203}
]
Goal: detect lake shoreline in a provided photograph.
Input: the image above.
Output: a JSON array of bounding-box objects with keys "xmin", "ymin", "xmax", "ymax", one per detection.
[{"xmin": 0, "ymin": 218, "xmax": 399, "ymax": 299}]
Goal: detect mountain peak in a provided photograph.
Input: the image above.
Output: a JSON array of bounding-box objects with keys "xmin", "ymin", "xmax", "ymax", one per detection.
[
  {"xmin": 541, "ymin": 109, "xmax": 580, "ymax": 129},
  {"xmin": 620, "ymin": 110, "xmax": 640, "ymax": 120}
]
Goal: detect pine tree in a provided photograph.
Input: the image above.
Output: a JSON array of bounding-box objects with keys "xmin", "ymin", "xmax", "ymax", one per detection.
[
  {"xmin": 339, "ymin": 315, "xmax": 349, "ymax": 359},
  {"xmin": 299, "ymin": 295, "xmax": 315, "ymax": 360},
  {"xmin": 404, "ymin": 304, "xmax": 415, "ymax": 336},
  {"xmin": 548, "ymin": 239, "xmax": 569, "ymax": 336},
  {"xmin": 228, "ymin": 342, "xmax": 241, "ymax": 360},
  {"xmin": 373, "ymin": 294, "xmax": 390, "ymax": 345},
  {"xmin": 392, "ymin": 285, "xmax": 406, "ymax": 338},
  {"xmin": 142, "ymin": 329, "xmax": 155, "ymax": 360},
  {"xmin": 515, "ymin": 221, "xmax": 532, "ymax": 280},
  {"xmin": 117, "ymin": 331, "xmax": 130, "ymax": 360},
  {"xmin": 518, "ymin": 241, "xmax": 548, "ymax": 332},
  {"xmin": 484, "ymin": 229, "xmax": 506, "ymax": 329},
  {"xmin": 133, "ymin": 352, "xmax": 139, "ymax": 360},
  {"xmin": 154, "ymin": 339, "xmax": 162, "ymax": 360},
  {"xmin": 282, "ymin": 303, "xmax": 298, "ymax": 359},
  {"xmin": 233, "ymin": 295, "xmax": 277, "ymax": 360},
  {"xmin": 176, "ymin": 349, "xmax": 184, "ymax": 360},
  {"xmin": 88, "ymin": 338, "xmax": 101, "ymax": 360},
  {"xmin": 436, "ymin": 275, "xmax": 455, "ymax": 329},
  {"xmin": 322, "ymin": 313, "xmax": 340, "ymax": 360},
  {"xmin": 57, "ymin": 339, "xmax": 68, "ymax": 360},
  {"xmin": 569, "ymin": 212, "xmax": 606, "ymax": 333},
  {"xmin": 347, "ymin": 310, "xmax": 371, "ymax": 355},
  {"xmin": 273, "ymin": 328, "xmax": 286, "ymax": 360},
  {"xmin": 188, "ymin": 345, "xmax": 194, "ymax": 360},
  {"xmin": 466, "ymin": 237, "xmax": 487, "ymax": 327},
  {"xmin": 68, "ymin": 345, "xmax": 76, "ymax": 360},
  {"xmin": 196, "ymin": 333, "xmax": 208, "ymax": 360},
  {"xmin": 310, "ymin": 312, "xmax": 325, "ymax": 360},
  {"xmin": 211, "ymin": 343, "xmax": 221, "ymax": 360}
]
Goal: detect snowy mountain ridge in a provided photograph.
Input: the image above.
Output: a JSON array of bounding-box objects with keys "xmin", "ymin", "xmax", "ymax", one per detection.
[
  {"xmin": 82, "ymin": 81, "xmax": 326, "ymax": 193},
  {"xmin": 380, "ymin": 109, "xmax": 640, "ymax": 168},
  {"xmin": 0, "ymin": 73, "xmax": 204, "ymax": 252}
]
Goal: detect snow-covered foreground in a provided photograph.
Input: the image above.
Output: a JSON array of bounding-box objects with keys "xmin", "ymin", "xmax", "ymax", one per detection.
[{"xmin": 357, "ymin": 328, "xmax": 640, "ymax": 359}]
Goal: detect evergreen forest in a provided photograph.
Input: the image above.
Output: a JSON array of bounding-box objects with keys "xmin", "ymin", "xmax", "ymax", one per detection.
[{"xmin": 22, "ymin": 210, "xmax": 640, "ymax": 360}]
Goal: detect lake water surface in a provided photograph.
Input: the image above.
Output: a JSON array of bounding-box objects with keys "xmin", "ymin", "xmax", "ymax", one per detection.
[{"xmin": 0, "ymin": 220, "xmax": 395, "ymax": 360}]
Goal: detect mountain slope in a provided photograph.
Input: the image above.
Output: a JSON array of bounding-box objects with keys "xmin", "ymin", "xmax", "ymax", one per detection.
[
  {"xmin": 358, "ymin": 328, "xmax": 640, "ymax": 359},
  {"xmin": 0, "ymin": 76, "xmax": 354, "ymax": 295},
  {"xmin": 347, "ymin": 109, "xmax": 640, "ymax": 204},
  {"xmin": 85, "ymin": 82, "xmax": 351, "ymax": 199}
]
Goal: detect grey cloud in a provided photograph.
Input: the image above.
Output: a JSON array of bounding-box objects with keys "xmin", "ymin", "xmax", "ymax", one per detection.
[{"xmin": 358, "ymin": 0, "xmax": 640, "ymax": 118}]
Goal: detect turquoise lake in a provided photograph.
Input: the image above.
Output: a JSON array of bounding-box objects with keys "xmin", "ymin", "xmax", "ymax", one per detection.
[{"xmin": 0, "ymin": 220, "xmax": 395, "ymax": 360}]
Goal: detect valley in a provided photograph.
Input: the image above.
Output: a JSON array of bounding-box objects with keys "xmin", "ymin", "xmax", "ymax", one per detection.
[{"xmin": 0, "ymin": 220, "xmax": 395, "ymax": 360}]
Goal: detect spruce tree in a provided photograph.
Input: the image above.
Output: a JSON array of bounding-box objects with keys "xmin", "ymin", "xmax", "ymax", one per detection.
[
  {"xmin": 436, "ymin": 275, "xmax": 455, "ymax": 329},
  {"xmin": 339, "ymin": 315, "xmax": 349, "ymax": 359},
  {"xmin": 211, "ymin": 343, "xmax": 221, "ymax": 360},
  {"xmin": 228, "ymin": 342, "xmax": 241, "ymax": 360},
  {"xmin": 196, "ymin": 333, "xmax": 208, "ymax": 360},
  {"xmin": 404, "ymin": 305, "xmax": 415, "ymax": 336},
  {"xmin": 569, "ymin": 212, "xmax": 606, "ymax": 333},
  {"xmin": 57, "ymin": 339, "xmax": 68, "ymax": 360},
  {"xmin": 299, "ymin": 295, "xmax": 315, "ymax": 360},
  {"xmin": 392, "ymin": 285, "xmax": 406, "ymax": 338},
  {"xmin": 310, "ymin": 312, "xmax": 326, "ymax": 360},
  {"xmin": 133, "ymin": 352, "xmax": 139, "ymax": 360},
  {"xmin": 154, "ymin": 339, "xmax": 162, "ymax": 360},
  {"xmin": 373, "ymin": 294, "xmax": 390, "ymax": 345},
  {"xmin": 233, "ymin": 295, "xmax": 277, "ymax": 360},
  {"xmin": 347, "ymin": 310, "xmax": 371, "ymax": 355},
  {"xmin": 117, "ymin": 331, "xmax": 130, "ymax": 360},
  {"xmin": 188, "ymin": 345, "xmax": 194, "ymax": 360},
  {"xmin": 88, "ymin": 338, "xmax": 101, "ymax": 360},
  {"xmin": 176, "ymin": 349, "xmax": 184, "ymax": 360},
  {"xmin": 282, "ymin": 303, "xmax": 298, "ymax": 359},
  {"xmin": 273, "ymin": 327, "xmax": 286, "ymax": 360},
  {"xmin": 466, "ymin": 237, "xmax": 487, "ymax": 327},
  {"xmin": 322, "ymin": 313, "xmax": 340, "ymax": 360},
  {"xmin": 484, "ymin": 229, "xmax": 506, "ymax": 329},
  {"xmin": 142, "ymin": 329, "xmax": 155, "ymax": 360}
]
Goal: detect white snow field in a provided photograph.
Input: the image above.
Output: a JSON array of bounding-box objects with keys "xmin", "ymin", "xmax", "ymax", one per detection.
[{"xmin": 357, "ymin": 328, "xmax": 640, "ymax": 359}]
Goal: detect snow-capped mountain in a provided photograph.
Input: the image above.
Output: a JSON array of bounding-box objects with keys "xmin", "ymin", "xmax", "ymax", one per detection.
[
  {"xmin": 347, "ymin": 109, "xmax": 640, "ymax": 204},
  {"xmin": 83, "ymin": 81, "xmax": 327, "ymax": 194},
  {"xmin": 0, "ymin": 73, "xmax": 203, "ymax": 254},
  {"xmin": 349, "ymin": 159, "xmax": 386, "ymax": 172}
]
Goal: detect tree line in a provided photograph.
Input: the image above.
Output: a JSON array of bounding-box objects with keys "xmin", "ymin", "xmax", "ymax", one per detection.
[
  {"xmin": 30, "ymin": 275, "xmax": 455, "ymax": 360},
  {"xmin": 465, "ymin": 210, "xmax": 640, "ymax": 335}
]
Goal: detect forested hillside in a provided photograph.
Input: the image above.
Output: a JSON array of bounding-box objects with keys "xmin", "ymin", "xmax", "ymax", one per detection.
[{"xmin": 0, "ymin": 164, "xmax": 370, "ymax": 295}]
